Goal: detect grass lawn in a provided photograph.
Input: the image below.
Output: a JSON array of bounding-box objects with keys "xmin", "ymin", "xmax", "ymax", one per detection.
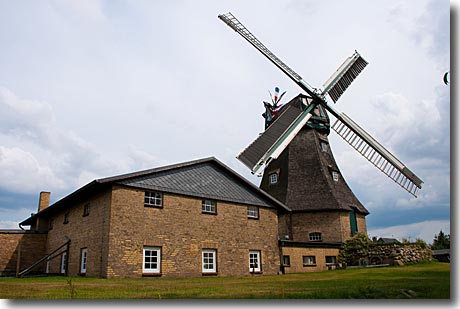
[{"xmin": 0, "ymin": 262, "xmax": 450, "ymax": 299}]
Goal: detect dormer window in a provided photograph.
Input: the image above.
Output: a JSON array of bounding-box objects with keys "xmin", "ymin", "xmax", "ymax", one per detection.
[
  {"xmin": 332, "ymin": 171, "xmax": 339, "ymax": 182},
  {"xmin": 269, "ymin": 172, "xmax": 278, "ymax": 184}
]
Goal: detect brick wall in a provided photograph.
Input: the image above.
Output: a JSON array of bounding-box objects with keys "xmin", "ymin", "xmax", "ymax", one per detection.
[
  {"xmin": 281, "ymin": 246, "xmax": 340, "ymax": 273},
  {"xmin": 107, "ymin": 185, "xmax": 280, "ymax": 278},
  {"xmin": 44, "ymin": 189, "xmax": 112, "ymax": 277},
  {"xmin": 287, "ymin": 211, "xmax": 367, "ymax": 243},
  {"xmin": 0, "ymin": 231, "xmax": 47, "ymax": 276}
]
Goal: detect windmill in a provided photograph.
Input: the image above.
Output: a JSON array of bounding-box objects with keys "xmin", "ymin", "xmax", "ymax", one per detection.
[{"xmin": 219, "ymin": 12, "xmax": 423, "ymax": 197}]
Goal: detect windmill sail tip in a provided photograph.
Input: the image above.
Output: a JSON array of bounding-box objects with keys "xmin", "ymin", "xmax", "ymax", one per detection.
[{"xmin": 322, "ymin": 51, "xmax": 368, "ymax": 103}]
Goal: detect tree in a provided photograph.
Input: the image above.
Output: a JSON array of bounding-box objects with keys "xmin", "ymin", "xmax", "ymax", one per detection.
[
  {"xmin": 431, "ymin": 230, "xmax": 450, "ymax": 250},
  {"xmin": 338, "ymin": 232, "xmax": 372, "ymax": 266}
]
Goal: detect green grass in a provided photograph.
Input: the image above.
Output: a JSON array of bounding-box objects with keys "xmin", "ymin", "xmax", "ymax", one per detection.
[{"xmin": 0, "ymin": 262, "xmax": 450, "ymax": 299}]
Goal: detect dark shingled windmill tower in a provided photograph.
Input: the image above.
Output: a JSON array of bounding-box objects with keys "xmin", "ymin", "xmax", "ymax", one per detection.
[
  {"xmin": 219, "ymin": 12, "xmax": 424, "ymax": 271},
  {"xmin": 258, "ymin": 94, "xmax": 369, "ymax": 243}
]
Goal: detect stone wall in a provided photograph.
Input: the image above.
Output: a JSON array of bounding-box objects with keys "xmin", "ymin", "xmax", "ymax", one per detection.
[
  {"xmin": 0, "ymin": 230, "xmax": 47, "ymax": 276},
  {"xmin": 368, "ymin": 244, "xmax": 432, "ymax": 266}
]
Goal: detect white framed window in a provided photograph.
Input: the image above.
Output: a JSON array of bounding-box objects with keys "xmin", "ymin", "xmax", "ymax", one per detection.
[
  {"xmin": 326, "ymin": 256, "xmax": 337, "ymax": 265},
  {"xmin": 332, "ymin": 171, "xmax": 339, "ymax": 182},
  {"xmin": 144, "ymin": 191, "xmax": 163, "ymax": 207},
  {"xmin": 321, "ymin": 142, "xmax": 328, "ymax": 152},
  {"xmin": 247, "ymin": 206, "xmax": 259, "ymax": 219},
  {"xmin": 303, "ymin": 256, "xmax": 316, "ymax": 266},
  {"xmin": 309, "ymin": 232, "xmax": 322, "ymax": 241},
  {"xmin": 143, "ymin": 247, "xmax": 161, "ymax": 274},
  {"xmin": 202, "ymin": 199, "xmax": 216, "ymax": 214},
  {"xmin": 269, "ymin": 173, "xmax": 278, "ymax": 184},
  {"xmin": 80, "ymin": 248, "xmax": 87, "ymax": 274},
  {"xmin": 202, "ymin": 249, "xmax": 217, "ymax": 273},
  {"xmin": 249, "ymin": 250, "xmax": 261, "ymax": 272},
  {"xmin": 60, "ymin": 252, "xmax": 67, "ymax": 274}
]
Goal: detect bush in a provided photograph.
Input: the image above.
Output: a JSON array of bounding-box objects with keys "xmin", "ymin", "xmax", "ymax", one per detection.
[{"xmin": 338, "ymin": 233, "xmax": 372, "ymax": 266}]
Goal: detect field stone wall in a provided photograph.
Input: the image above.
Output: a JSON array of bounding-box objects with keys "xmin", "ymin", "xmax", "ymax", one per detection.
[{"xmin": 368, "ymin": 244, "xmax": 432, "ymax": 266}]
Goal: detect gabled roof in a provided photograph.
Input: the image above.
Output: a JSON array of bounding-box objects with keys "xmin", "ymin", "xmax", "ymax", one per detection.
[{"xmin": 20, "ymin": 157, "xmax": 289, "ymax": 226}]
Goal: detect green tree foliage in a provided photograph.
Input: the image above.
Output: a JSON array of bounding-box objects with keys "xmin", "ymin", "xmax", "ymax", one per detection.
[
  {"xmin": 431, "ymin": 230, "xmax": 450, "ymax": 250},
  {"xmin": 338, "ymin": 232, "xmax": 372, "ymax": 266}
]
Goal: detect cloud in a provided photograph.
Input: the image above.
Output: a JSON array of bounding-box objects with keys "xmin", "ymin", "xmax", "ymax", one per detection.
[
  {"xmin": 368, "ymin": 219, "xmax": 450, "ymax": 244},
  {"xmin": 0, "ymin": 146, "xmax": 65, "ymax": 193},
  {"xmin": 0, "ymin": 86, "xmax": 131, "ymax": 196}
]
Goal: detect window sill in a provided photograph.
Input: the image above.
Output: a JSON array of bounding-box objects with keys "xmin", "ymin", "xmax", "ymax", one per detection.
[
  {"xmin": 202, "ymin": 212, "xmax": 217, "ymax": 216},
  {"xmin": 202, "ymin": 272, "xmax": 218, "ymax": 276},
  {"xmin": 249, "ymin": 271, "xmax": 262, "ymax": 275},
  {"xmin": 247, "ymin": 217, "xmax": 259, "ymax": 220},
  {"xmin": 303, "ymin": 264, "xmax": 317, "ymax": 267}
]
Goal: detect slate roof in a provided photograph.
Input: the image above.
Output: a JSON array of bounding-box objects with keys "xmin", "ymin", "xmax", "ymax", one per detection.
[
  {"xmin": 111, "ymin": 157, "xmax": 287, "ymax": 208},
  {"xmin": 20, "ymin": 157, "xmax": 289, "ymax": 226}
]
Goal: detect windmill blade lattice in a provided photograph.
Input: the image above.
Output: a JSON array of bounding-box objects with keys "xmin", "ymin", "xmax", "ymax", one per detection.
[
  {"xmin": 322, "ymin": 52, "xmax": 368, "ymax": 103},
  {"xmin": 332, "ymin": 113, "xmax": 423, "ymax": 197}
]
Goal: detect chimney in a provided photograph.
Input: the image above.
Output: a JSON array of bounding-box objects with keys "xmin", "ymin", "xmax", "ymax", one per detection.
[{"xmin": 38, "ymin": 191, "xmax": 51, "ymax": 212}]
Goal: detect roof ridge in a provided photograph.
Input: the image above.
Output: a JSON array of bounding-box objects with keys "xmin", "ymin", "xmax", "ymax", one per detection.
[{"xmin": 97, "ymin": 156, "xmax": 217, "ymax": 184}]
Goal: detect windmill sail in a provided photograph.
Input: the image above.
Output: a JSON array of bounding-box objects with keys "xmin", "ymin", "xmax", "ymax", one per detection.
[
  {"xmin": 218, "ymin": 12, "xmax": 317, "ymax": 99},
  {"xmin": 321, "ymin": 51, "xmax": 368, "ymax": 103},
  {"xmin": 332, "ymin": 113, "xmax": 423, "ymax": 197},
  {"xmin": 219, "ymin": 12, "xmax": 423, "ymax": 197},
  {"xmin": 238, "ymin": 97, "xmax": 316, "ymax": 174}
]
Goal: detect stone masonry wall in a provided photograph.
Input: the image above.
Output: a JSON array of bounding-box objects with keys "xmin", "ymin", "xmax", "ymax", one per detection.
[
  {"xmin": 107, "ymin": 185, "xmax": 280, "ymax": 278},
  {"xmin": 368, "ymin": 244, "xmax": 432, "ymax": 266}
]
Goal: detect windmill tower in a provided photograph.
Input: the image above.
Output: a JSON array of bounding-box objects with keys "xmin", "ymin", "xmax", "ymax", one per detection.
[{"xmin": 219, "ymin": 13, "xmax": 423, "ymax": 272}]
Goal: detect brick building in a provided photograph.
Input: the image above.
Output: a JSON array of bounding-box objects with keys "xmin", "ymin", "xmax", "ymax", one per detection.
[
  {"xmin": 2, "ymin": 93, "xmax": 370, "ymax": 278},
  {"xmin": 9, "ymin": 157, "xmax": 290, "ymax": 278}
]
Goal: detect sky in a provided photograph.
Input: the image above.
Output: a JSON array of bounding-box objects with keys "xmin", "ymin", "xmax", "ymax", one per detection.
[{"xmin": 0, "ymin": 0, "xmax": 453, "ymax": 245}]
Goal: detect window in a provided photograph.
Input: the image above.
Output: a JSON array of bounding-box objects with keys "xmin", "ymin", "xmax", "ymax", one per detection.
[
  {"xmin": 143, "ymin": 247, "xmax": 161, "ymax": 274},
  {"xmin": 332, "ymin": 171, "xmax": 339, "ymax": 182},
  {"xmin": 202, "ymin": 249, "xmax": 217, "ymax": 273},
  {"xmin": 202, "ymin": 199, "xmax": 216, "ymax": 214},
  {"xmin": 249, "ymin": 250, "xmax": 261, "ymax": 273},
  {"xmin": 282, "ymin": 255, "xmax": 291, "ymax": 267},
  {"xmin": 144, "ymin": 191, "xmax": 163, "ymax": 207},
  {"xmin": 61, "ymin": 252, "xmax": 67, "ymax": 274},
  {"xmin": 326, "ymin": 256, "xmax": 337, "ymax": 265},
  {"xmin": 63, "ymin": 212, "xmax": 69, "ymax": 224},
  {"xmin": 269, "ymin": 173, "xmax": 278, "ymax": 184},
  {"xmin": 303, "ymin": 256, "xmax": 316, "ymax": 266},
  {"xmin": 80, "ymin": 248, "xmax": 87, "ymax": 274},
  {"xmin": 83, "ymin": 203, "xmax": 90, "ymax": 217},
  {"xmin": 321, "ymin": 142, "xmax": 328, "ymax": 152},
  {"xmin": 247, "ymin": 206, "xmax": 259, "ymax": 219},
  {"xmin": 309, "ymin": 232, "xmax": 322, "ymax": 242}
]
